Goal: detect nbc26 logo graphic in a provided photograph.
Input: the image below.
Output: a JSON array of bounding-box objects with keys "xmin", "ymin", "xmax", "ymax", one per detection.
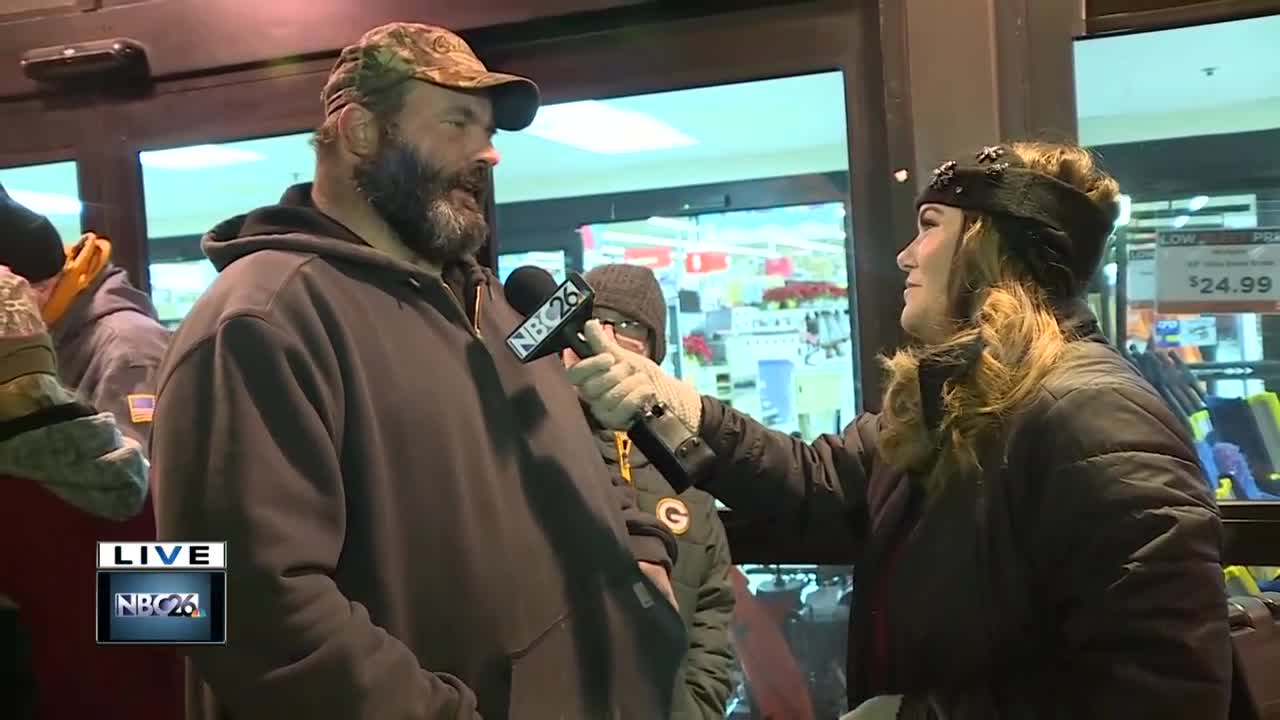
[
  {"xmin": 114, "ymin": 592, "xmax": 202, "ymax": 618},
  {"xmin": 97, "ymin": 542, "xmax": 227, "ymax": 644}
]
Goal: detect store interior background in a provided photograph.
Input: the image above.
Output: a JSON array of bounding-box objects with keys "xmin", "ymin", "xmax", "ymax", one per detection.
[
  {"xmin": 1, "ymin": 6, "xmax": 1279, "ymax": 717},
  {"xmin": 1078, "ymin": 15, "xmax": 1280, "ymax": 403}
]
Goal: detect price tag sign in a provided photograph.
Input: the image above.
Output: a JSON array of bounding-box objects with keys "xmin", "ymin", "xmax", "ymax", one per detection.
[
  {"xmin": 1155, "ymin": 228, "xmax": 1280, "ymax": 314},
  {"xmin": 1126, "ymin": 247, "xmax": 1155, "ymax": 308}
]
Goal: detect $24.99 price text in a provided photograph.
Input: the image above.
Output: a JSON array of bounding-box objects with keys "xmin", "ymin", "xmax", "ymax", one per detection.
[{"xmin": 1186, "ymin": 275, "xmax": 1274, "ymax": 295}]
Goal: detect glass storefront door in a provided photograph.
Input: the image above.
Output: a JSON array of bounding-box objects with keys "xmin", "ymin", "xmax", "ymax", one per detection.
[{"xmin": 1075, "ymin": 12, "xmax": 1280, "ymax": 595}]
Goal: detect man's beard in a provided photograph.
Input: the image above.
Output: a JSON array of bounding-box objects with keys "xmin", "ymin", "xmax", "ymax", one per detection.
[{"xmin": 353, "ymin": 134, "xmax": 488, "ymax": 267}]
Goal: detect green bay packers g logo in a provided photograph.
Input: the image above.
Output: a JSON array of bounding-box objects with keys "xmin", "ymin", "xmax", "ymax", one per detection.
[{"xmin": 656, "ymin": 497, "xmax": 691, "ymax": 535}]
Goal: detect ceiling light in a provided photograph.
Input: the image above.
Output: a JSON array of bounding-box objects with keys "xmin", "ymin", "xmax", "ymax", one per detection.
[
  {"xmin": 1188, "ymin": 195, "xmax": 1210, "ymax": 212},
  {"xmin": 787, "ymin": 238, "xmax": 846, "ymax": 254},
  {"xmin": 703, "ymin": 244, "xmax": 777, "ymax": 260},
  {"xmin": 1115, "ymin": 194, "xmax": 1132, "ymax": 227},
  {"xmin": 647, "ymin": 216, "xmax": 695, "ymax": 231},
  {"xmin": 628, "ymin": 254, "xmax": 666, "ymax": 268},
  {"xmin": 522, "ymin": 250, "xmax": 565, "ymax": 263},
  {"xmin": 756, "ymin": 234, "xmax": 845, "ymax": 254},
  {"xmin": 601, "ymin": 230, "xmax": 686, "ymax": 247},
  {"xmin": 710, "ymin": 226, "xmax": 846, "ymax": 254},
  {"xmin": 140, "ymin": 144, "xmax": 267, "ymax": 170},
  {"xmin": 524, "ymin": 101, "xmax": 697, "ymax": 154},
  {"xmin": 600, "ymin": 230, "xmax": 776, "ymax": 259},
  {"xmin": 7, "ymin": 189, "xmax": 82, "ymax": 216},
  {"xmin": 1173, "ymin": 215, "xmax": 1191, "ymax": 228}
]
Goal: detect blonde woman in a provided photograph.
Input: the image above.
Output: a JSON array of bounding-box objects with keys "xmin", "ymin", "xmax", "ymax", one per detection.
[{"xmin": 566, "ymin": 142, "xmax": 1231, "ymax": 719}]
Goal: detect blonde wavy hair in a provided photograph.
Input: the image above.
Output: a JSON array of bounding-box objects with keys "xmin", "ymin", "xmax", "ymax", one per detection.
[{"xmin": 878, "ymin": 141, "xmax": 1120, "ymax": 489}]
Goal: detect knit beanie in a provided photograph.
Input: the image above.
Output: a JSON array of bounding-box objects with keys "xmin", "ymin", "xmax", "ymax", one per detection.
[
  {"xmin": 0, "ymin": 272, "xmax": 57, "ymax": 385},
  {"xmin": 584, "ymin": 263, "xmax": 668, "ymax": 364},
  {"xmin": 0, "ymin": 182, "xmax": 67, "ymax": 284}
]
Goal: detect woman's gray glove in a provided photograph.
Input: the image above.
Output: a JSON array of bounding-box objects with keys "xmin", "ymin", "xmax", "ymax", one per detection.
[{"xmin": 564, "ymin": 320, "xmax": 702, "ymax": 432}]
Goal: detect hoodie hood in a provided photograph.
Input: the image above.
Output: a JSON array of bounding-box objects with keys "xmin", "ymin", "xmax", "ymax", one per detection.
[
  {"xmin": 202, "ymin": 183, "xmax": 490, "ymax": 293},
  {"xmin": 0, "ymin": 411, "xmax": 148, "ymax": 521}
]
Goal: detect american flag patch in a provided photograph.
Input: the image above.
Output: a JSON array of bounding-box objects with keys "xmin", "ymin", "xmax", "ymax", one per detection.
[{"xmin": 127, "ymin": 394, "xmax": 155, "ymax": 424}]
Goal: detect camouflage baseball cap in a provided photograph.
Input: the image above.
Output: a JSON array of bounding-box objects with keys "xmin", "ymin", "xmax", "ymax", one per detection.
[{"xmin": 322, "ymin": 23, "xmax": 540, "ymax": 131}]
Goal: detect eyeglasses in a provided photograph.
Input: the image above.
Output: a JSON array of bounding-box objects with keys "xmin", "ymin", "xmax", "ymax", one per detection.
[{"xmin": 595, "ymin": 317, "xmax": 650, "ymax": 343}]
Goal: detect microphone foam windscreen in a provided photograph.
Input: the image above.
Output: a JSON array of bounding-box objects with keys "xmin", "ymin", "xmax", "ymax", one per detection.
[{"xmin": 504, "ymin": 266, "xmax": 559, "ymax": 318}]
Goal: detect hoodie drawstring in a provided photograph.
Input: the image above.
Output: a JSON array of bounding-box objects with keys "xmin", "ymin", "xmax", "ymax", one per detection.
[
  {"xmin": 407, "ymin": 275, "xmax": 484, "ymax": 339},
  {"xmin": 614, "ymin": 432, "xmax": 632, "ymax": 484}
]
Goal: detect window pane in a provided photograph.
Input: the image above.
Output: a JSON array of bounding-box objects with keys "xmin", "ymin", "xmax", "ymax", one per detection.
[
  {"xmin": 141, "ymin": 134, "xmax": 314, "ymax": 325},
  {"xmin": 495, "ymin": 72, "xmax": 856, "ymax": 434},
  {"xmin": 1076, "ymin": 15, "xmax": 1280, "ymax": 511},
  {"xmin": 495, "ymin": 72, "xmax": 854, "ymax": 718},
  {"xmin": 0, "ymin": 160, "xmax": 81, "ymax": 248},
  {"xmin": 494, "ymin": 74, "xmax": 850, "ymax": 203},
  {"xmin": 582, "ymin": 203, "xmax": 856, "ymax": 437}
]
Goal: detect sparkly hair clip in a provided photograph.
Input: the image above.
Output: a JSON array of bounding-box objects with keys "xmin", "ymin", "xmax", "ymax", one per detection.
[
  {"xmin": 929, "ymin": 160, "xmax": 958, "ymax": 190},
  {"xmin": 976, "ymin": 146, "xmax": 1005, "ymax": 164}
]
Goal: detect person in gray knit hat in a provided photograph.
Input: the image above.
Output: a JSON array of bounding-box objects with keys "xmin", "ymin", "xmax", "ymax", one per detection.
[
  {"xmin": 585, "ymin": 263, "xmax": 671, "ymax": 362},
  {"xmin": 578, "ymin": 263, "xmax": 737, "ymax": 720}
]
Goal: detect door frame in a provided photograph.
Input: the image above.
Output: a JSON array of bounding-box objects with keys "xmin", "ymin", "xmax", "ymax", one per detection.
[{"xmin": 1086, "ymin": 0, "xmax": 1280, "ymax": 35}]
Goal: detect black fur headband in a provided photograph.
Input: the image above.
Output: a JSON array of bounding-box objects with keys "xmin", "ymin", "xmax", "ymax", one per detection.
[{"xmin": 915, "ymin": 145, "xmax": 1116, "ymax": 298}]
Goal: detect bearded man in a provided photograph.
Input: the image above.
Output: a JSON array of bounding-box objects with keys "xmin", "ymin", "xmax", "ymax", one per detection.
[{"xmin": 149, "ymin": 23, "xmax": 686, "ymax": 720}]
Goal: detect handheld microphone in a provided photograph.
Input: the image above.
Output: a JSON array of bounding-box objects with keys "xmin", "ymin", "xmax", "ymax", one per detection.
[
  {"xmin": 504, "ymin": 266, "xmax": 595, "ymax": 362},
  {"xmin": 503, "ymin": 266, "xmax": 714, "ymax": 492}
]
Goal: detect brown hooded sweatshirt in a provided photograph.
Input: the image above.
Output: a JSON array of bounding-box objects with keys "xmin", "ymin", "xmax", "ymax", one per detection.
[{"xmin": 150, "ymin": 184, "xmax": 687, "ymax": 720}]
